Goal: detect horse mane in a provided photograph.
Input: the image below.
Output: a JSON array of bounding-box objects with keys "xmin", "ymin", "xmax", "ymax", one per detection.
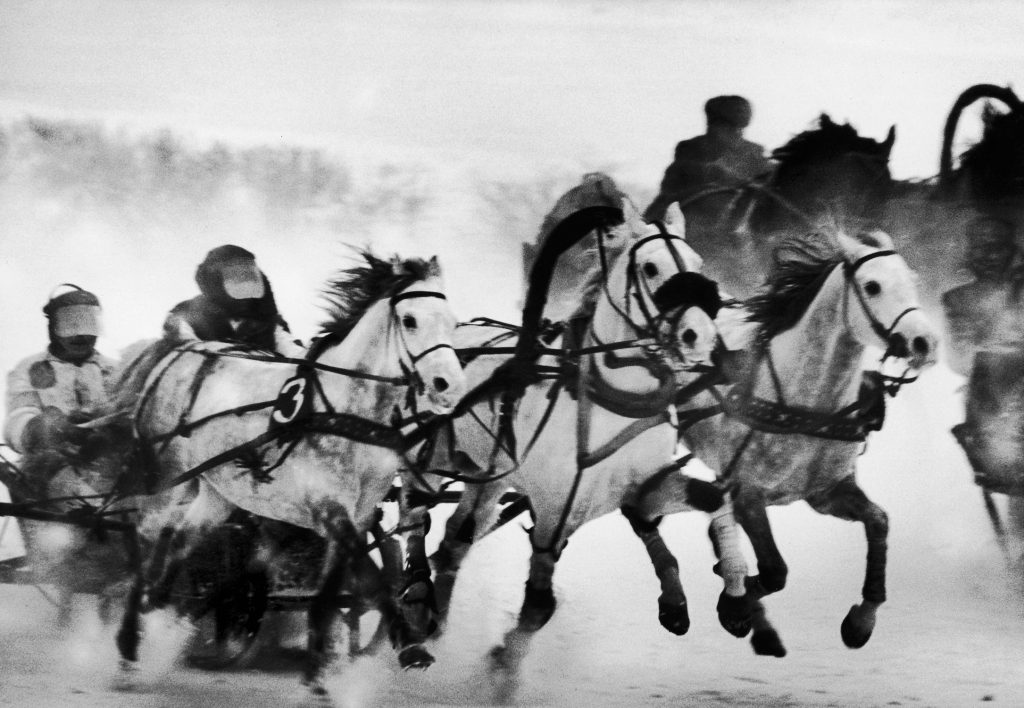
[
  {"xmin": 771, "ymin": 114, "xmax": 888, "ymax": 170},
  {"xmin": 317, "ymin": 249, "xmax": 434, "ymax": 343},
  {"xmin": 959, "ymin": 102, "xmax": 1024, "ymax": 200},
  {"xmin": 745, "ymin": 233, "xmax": 843, "ymax": 337}
]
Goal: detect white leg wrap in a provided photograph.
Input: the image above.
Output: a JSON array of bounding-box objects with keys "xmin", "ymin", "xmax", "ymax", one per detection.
[{"xmin": 710, "ymin": 500, "xmax": 748, "ymax": 597}]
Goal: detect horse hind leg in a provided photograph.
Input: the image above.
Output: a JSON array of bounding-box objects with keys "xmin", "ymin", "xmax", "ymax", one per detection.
[
  {"xmin": 809, "ymin": 476, "xmax": 888, "ymax": 649},
  {"xmin": 144, "ymin": 480, "xmax": 234, "ymax": 611},
  {"xmin": 303, "ymin": 506, "xmax": 363, "ymax": 698}
]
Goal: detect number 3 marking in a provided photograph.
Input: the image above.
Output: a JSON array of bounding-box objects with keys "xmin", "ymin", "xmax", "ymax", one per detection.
[{"xmin": 272, "ymin": 377, "xmax": 308, "ymax": 424}]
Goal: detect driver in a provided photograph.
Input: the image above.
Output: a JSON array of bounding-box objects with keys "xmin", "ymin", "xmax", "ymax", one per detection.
[
  {"xmin": 3, "ymin": 284, "xmax": 121, "ymax": 625},
  {"xmin": 943, "ymin": 216, "xmax": 1024, "ymax": 490},
  {"xmin": 644, "ymin": 95, "xmax": 772, "ymax": 223},
  {"xmin": 4, "ymin": 285, "xmax": 116, "ymax": 476},
  {"xmin": 165, "ymin": 244, "xmax": 304, "ymax": 355},
  {"xmin": 941, "ymin": 216, "xmax": 1022, "ymax": 376}
]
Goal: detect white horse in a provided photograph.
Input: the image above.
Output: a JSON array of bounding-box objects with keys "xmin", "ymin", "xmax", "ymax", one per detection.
[
  {"xmin": 115, "ymin": 252, "xmax": 466, "ymax": 698},
  {"xmin": 422, "ymin": 211, "xmax": 752, "ymax": 698},
  {"xmin": 672, "ymin": 228, "xmax": 939, "ymax": 656}
]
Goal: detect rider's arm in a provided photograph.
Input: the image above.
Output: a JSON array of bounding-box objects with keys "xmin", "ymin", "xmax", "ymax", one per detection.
[{"xmin": 4, "ymin": 356, "xmax": 54, "ymax": 454}]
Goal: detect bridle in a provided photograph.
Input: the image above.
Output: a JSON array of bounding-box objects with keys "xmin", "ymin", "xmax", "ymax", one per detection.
[
  {"xmin": 389, "ymin": 289, "xmax": 457, "ymax": 394},
  {"xmin": 594, "ymin": 221, "xmax": 713, "ymax": 372},
  {"xmin": 841, "ymin": 249, "xmax": 921, "ymax": 391}
]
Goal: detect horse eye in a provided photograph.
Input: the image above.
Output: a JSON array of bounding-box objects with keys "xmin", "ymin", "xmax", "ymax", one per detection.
[
  {"xmin": 401, "ymin": 314, "xmax": 417, "ymax": 329},
  {"xmin": 643, "ymin": 262, "xmax": 659, "ymax": 278},
  {"xmin": 864, "ymin": 280, "xmax": 881, "ymax": 297}
]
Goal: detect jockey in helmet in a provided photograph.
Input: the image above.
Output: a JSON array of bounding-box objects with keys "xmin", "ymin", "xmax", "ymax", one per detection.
[
  {"xmin": 164, "ymin": 244, "xmax": 303, "ymax": 356},
  {"xmin": 4, "ymin": 285, "xmax": 116, "ymax": 461}
]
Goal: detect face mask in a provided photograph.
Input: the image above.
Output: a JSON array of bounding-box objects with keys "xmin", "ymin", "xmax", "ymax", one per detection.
[
  {"xmin": 51, "ymin": 304, "xmax": 102, "ymax": 337},
  {"xmin": 221, "ymin": 260, "xmax": 266, "ymax": 300}
]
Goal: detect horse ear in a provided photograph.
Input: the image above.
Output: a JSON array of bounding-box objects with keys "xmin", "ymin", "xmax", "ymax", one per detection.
[
  {"xmin": 866, "ymin": 228, "xmax": 895, "ymax": 250},
  {"xmin": 427, "ymin": 255, "xmax": 442, "ymax": 277},
  {"xmin": 836, "ymin": 231, "xmax": 863, "ymax": 261},
  {"xmin": 882, "ymin": 125, "xmax": 896, "ymax": 156},
  {"xmin": 661, "ymin": 202, "xmax": 687, "ymax": 239}
]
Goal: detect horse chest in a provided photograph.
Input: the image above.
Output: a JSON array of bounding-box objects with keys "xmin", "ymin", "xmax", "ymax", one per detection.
[{"xmin": 743, "ymin": 433, "xmax": 859, "ymax": 503}]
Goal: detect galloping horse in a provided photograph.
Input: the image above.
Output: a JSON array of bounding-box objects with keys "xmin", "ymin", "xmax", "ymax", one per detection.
[
  {"xmin": 677, "ymin": 229, "xmax": 938, "ymax": 655},
  {"xmin": 676, "ymin": 114, "xmax": 896, "ymax": 298},
  {"xmin": 423, "ymin": 207, "xmax": 752, "ymax": 698},
  {"xmin": 115, "ymin": 252, "xmax": 466, "ymax": 698}
]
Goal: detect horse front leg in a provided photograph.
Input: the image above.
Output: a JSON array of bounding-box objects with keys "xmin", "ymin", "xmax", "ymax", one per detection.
[
  {"xmin": 397, "ymin": 498, "xmax": 438, "ymax": 643},
  {"xmin": 733, "ymin": 485, "xmax": 788, "ymax": 597},
  {"xmin": 489, "ymin": 539, "xmax": 561, "ymax": 704},
  {"xmin": 627, "ymin": 469, "xmax": 753, "ymax": 637},
  {"xmin": 808, "ymin": 475, "xmax": 888, "ymax": 649},
  {"xmin": 430, "ymin": 481, "xmax": 504, "ymax": 628},
  {"xmin": 620, "ymin": 507, "xmax": 690, "ymax": 636}
]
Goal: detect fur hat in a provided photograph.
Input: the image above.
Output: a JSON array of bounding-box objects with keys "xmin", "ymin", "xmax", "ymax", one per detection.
[{"xmin": 705, "ymin": 95, "xmax": 753, "ymax": 129}]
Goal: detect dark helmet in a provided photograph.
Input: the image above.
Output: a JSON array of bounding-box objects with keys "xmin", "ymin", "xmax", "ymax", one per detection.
[
  {"xmin": 966, "ymin": 216, "xmax": 1016, "ymax": 279},
  {"xmin": 195, "ymin": 244, "xmax": 267, "ymax": 303},
  {"xmin": 705, "ymin": 95, "xmax": 753, "ymax": 129}
]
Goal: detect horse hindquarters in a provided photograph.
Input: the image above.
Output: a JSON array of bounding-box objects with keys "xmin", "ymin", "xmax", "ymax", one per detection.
[{"xmin": 807, "ymin": 475, "xmax": 888, "ymax": 648}]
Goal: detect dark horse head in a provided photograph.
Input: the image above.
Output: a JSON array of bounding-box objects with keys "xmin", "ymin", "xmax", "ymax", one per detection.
[
  {"xmin": 940, "ymin": 84, "xmax": 1024, "ymax": 206},
  {"xmin": 749, "ymin": 114, "xmax": 896, "ymax": 236}
]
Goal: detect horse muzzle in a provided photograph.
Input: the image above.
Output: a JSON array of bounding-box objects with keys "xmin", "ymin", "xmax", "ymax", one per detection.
[{"xmin": 887, "ymin": 311, "xmax": 939, "ymax": 370}]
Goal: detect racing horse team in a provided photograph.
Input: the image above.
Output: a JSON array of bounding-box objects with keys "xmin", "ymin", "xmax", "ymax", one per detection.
[{"xmin": 11, "ymin": 85, "xmax": 1024, "ymax": 701}]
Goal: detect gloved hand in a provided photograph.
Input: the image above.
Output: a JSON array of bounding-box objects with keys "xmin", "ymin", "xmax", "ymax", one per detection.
[{"xmin": 22, "ymin": 406, "xmax": 74, "ymax": 454}]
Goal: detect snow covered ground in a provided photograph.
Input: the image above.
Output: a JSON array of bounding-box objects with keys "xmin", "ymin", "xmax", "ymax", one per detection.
[{"xmin": 1, "ymin": 1, "xmax": 1024, "ymax": 705}]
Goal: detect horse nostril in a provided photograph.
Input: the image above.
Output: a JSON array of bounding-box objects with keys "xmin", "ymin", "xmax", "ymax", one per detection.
[
  {"xmin": 682, "ymin": 329, "xmax": 697, "ymax": 346},
  {"xmin": 912, "ymin": 336, "xmax": 930, "ymax": 356},
  {"xmin": 888, "ymin": 333, "xmax": 908, "ymax": 357},
  {"xmin": 432, "ymin": 377, "xmax": 449, "ymax": 392}
]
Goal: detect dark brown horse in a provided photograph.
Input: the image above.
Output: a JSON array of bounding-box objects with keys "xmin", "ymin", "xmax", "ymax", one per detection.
[{"xmin": 674, "ymin": 114, "xmax": 896, "ymax": 298}]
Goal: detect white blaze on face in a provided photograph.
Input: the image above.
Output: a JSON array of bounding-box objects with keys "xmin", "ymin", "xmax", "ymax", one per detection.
[
  {"xmin": 52, "ymin": 304, "xmax": 102, "ymax": 337},
  {"xmin": 221, "ymin": 260, "xmax": 266, "ymax": 299}
]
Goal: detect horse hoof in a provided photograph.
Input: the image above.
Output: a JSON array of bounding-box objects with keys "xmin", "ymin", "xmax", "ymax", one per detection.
[
  {"xmin": 716, "ymin": 592, "xmax": 753, "ymax": 638},
  {"xmin": 841, "ymin": 604, "xmax": 875, "ymax": 649},
  {"xmin": 111, "ymin": 659, "xmax": 139, "ymax": 692},
  {"xmin": 398, "ymin": 644, "xmax": 435, "ymax": 670},
  {"xmin": 751, "ymin": 628, "xmax": 787, "ymax": 657},
  {"xmin": 488, "ymin": 646, "xmax": 518, "ymax": 705},
  {"xmin": 657, "ymin": 597, "xmax": 690, "ymax": 636}
]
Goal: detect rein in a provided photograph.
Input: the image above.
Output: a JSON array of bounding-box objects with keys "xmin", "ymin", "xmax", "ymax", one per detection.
[
  {"xmin": 718, "ymin": 250, "xmax": 921, "ymax": 442},
  {"xmin": 138, "ymin": 289, "xmax": 453, "ymax": 493}
]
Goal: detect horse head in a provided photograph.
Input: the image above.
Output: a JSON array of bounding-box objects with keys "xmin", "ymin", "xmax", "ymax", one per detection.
[
  {"xmin": 754, "ymin": 115, "xmax": 895, "ymax": 235},
  {"xmin": 596, "ymin": 205, "xmax": 721, "ymax": 370},
  {"xmin": 320, "ymin": 252, "xmax": 466, "ymax": 415},
  {"xmin": 835, "ymin": 230, "xmax": 938, "ymax": 371},
  {"xmin": 388, "ymin": 256, "xmax": 467, "ymax": 413}
]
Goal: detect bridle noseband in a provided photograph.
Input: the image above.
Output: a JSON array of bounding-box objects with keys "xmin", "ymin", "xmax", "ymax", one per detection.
[
  {"xmin": 841, "ymin": 249, "xmax": 921, "ymax": 389},
  {"xmin": 389, "ymin": 289, "xmax": 456, "ymax": 390}
]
